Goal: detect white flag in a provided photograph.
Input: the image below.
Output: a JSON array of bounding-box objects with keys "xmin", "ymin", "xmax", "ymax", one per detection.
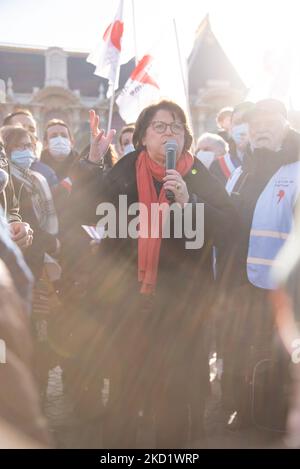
[
  {"xmin": 87, "ymin": 0, "xmax": 124, "ymax": 92},
  {"xmin": 117, "ymin": 22, "xmax": 189, "ymax": 123},
  {"xmin": 247, "ymin": 44, "xmax": 296, "ymax": 109},
  {"xmin": 116, "ymin": 54, "xmax": 160, "ymax": 123}
]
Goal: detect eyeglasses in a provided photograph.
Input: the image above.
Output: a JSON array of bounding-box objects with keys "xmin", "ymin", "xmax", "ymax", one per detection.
[
  {"xmin": 13, "ymin": 143, "xmax": 34, "ymax": 152},
  {"xmin": 150, "ymin": 121, "xmax": 185, "ymax": 135}
]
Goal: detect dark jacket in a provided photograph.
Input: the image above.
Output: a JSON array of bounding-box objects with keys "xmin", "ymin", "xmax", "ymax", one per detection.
[
  {"xmin": 89, "ymin": 151, "xmax": 237, "ymax": 322},
  {"xmin": 31, "ymin": 161, "xmax": 58, "ymax": 187},
  {"xmin": 40, "ymin": 149, "xmax": 80, "ymax": 182},
  {"xmin": 71, "ymin": 156, "xmax": 112, "ymax": 226},
  {"xmin": 55, "ymin": 155, "xmax": 113, "ymax": 302},
  {"xmin": 227, "ymin": 127, "xmax": 300, "ymax": 288},
  {"xmin": 75, "ymin": 152, "xmax": 238, "ymax": 430},
  {"xmin": 13, "ymin": 179, "xmax": 58, "ymax": 280},
  {"xmin": 0, "ymin": 155, "xmax": 21, "ymax": 223},
  {"xmin": 217, "ymin": 129, "xmax": 232, "ymax": 145},
  {"xmin": 40, "ymin": 149, "xmax": 81, "ymax": 247}
]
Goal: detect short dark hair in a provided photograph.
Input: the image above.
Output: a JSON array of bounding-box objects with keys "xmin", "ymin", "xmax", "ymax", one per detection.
[
  {"xmin": 43, "ymin": 119, "xmax": 73, "ymax": 143},
  {"xmin": 216, "ymin": 107, "xmax": 233, "ymax": 125},
  {"xmin": 3, "ymin": 108, "xmax": 34, "ymax": 126},
  {"xmin": 118, "ymin": 124, "xmax": 135, "ymax": 147},
  {"xmin": 133, "ymin": 100, "xmax": 193, "ymax": 154},
  {"xmin": 1, "ymin": 126, "xmax": 36, "ymax": 157},
  {"xmin": 232, "ymin": 101, "xmax": 255, "ymax": 121},
  {"xmin": 105, "ymin": 145, "xmax": 118, "ymax": 167}
]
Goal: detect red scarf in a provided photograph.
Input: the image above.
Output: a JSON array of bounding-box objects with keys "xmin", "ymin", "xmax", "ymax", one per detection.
[{"xmin": 136, "ymin": 150, "xmax": 194, "ymax": 294}]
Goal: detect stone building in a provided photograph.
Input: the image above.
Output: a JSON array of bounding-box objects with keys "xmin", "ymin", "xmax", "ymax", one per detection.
[
  {"xmin": 0, "ymin": 43, "xmax": 135, "ymax": 153},
  {"xmin": 0, "ymin": 15, "xmax": 247, "ymax": 148}
]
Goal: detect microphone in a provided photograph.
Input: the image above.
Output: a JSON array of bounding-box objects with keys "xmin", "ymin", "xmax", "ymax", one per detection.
[{"xmin": 164, "ymin": 140, "xmax": 178, "ymax": 202}]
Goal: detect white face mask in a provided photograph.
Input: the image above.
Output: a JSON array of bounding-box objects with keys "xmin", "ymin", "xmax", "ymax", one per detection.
[
  {"xmin": 123, "ymin": 143, "xmax": 135, "ymax": 155},
  {"xmin": 48, "ymin": 136, "xmax": 71, "ymax": 160},
  {"xmin": 231, "ymin": 123, "xmax": 249, "ymax": 146},
  {"xmin": 196, "ymin": 150, "xmax": 215, "ymax": 168},
  {"xmin": 11, "ymin": 149, "xmax": 36, "ymax": 170}
]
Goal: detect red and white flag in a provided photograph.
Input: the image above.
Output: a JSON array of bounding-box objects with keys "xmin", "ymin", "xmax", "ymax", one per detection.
[
  {"xmin": 116, "ymin": 54, "xmax": 161, "ymax": 123},
  {"xmin": 117, "ymin": 22, "xmax": 189, "ymax": 123},
  {"xmin": 87, "ymin": 0, "xmax": 124, "ymax": 92}
]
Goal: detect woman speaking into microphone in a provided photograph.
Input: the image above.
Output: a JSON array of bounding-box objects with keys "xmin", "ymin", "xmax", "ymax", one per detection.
[{"xmin": 88, "ymin": 100, "xmax": 236, "ymax": 448}]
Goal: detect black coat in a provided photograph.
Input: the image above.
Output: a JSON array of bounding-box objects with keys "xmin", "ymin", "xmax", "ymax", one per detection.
[
  {"xmin": 40, "ymin": 149, "xmax": 80, "ymax": 182},
  {"xmin": 76, "ymin": 152, "xmax": 238, "ymax": 428},
  {"xmin": 13, "ymin": 179, "xmax": 58, "ymax": 280},
  {"xmin": 0, "ymin": 155, "xmax": 21, "ymax": 223},
  {"xmin": 227, "ymin": 127, "xmax": 300, "ymax": 288},
  {"xmin": 89, "ymin": 151, "xmax": 237, "ymax": 322}
]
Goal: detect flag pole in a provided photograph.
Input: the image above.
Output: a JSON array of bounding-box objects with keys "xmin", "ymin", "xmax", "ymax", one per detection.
[
  {"xmin": 107, "ymin": 0, "xmax": 124, "ymax": 133},
  {"xmin": 173, "ymin": 18, "xmax": 194, "ymax": 137},
  {"xmin": 131, "ymin": 0, "xmax": 142, "ymax": 116},
  {"xmin": 107, "ymin": 85, "xmax": 116, "ymax": 133},
  {"xmin": 131, "ymin": 0, "xmax": 138, "ymax": 66}
]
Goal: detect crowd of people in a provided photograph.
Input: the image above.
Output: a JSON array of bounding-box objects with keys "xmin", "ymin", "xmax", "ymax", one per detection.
[{"xmin": 0, "ymin": 97, "xmax": 300, "ymax": 449}]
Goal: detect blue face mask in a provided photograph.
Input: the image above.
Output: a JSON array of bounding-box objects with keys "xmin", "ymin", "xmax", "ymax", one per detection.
[
  {"xmin": 230, "ymin": 123, "xmax": 249, "ymax": 146},
  {"xmin": 123, "ymin": 143, "xmax": 135, "ymax": 155},
  {"xmin": 196, "ymin": 150, "xmax": 215, "ymax": 168},
  {"xmin": 11, "ymin": 149, "xmax": 36, "ymax": 170}
]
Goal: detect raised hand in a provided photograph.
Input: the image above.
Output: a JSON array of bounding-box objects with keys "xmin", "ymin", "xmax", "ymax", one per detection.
[{"xmin": 88, "ymin": 109, "xmax": 116, "ymax": 164}]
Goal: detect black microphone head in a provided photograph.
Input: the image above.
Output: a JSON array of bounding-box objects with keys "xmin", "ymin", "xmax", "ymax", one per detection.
[
  {"xmin": 165, "ymin": 139, "xmax": 178, "ymax": 170},
  {"xmin": 164, "ymin": 139, "xmax": 178, "ymax": 154},
  {"xmin": 164, "ymin": 140, "xmax": 178, "ymax": 202}
]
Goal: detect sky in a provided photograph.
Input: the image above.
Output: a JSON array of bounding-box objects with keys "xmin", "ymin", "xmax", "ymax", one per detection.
[{"xmin": 1, "ymin": 0, "xmax": 300, "ymax": 103}]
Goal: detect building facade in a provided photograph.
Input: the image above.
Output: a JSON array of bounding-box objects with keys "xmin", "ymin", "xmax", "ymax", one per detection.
[{"xmin": 0, "ymin": 16, "xmax": 247, "ymax": 150}]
